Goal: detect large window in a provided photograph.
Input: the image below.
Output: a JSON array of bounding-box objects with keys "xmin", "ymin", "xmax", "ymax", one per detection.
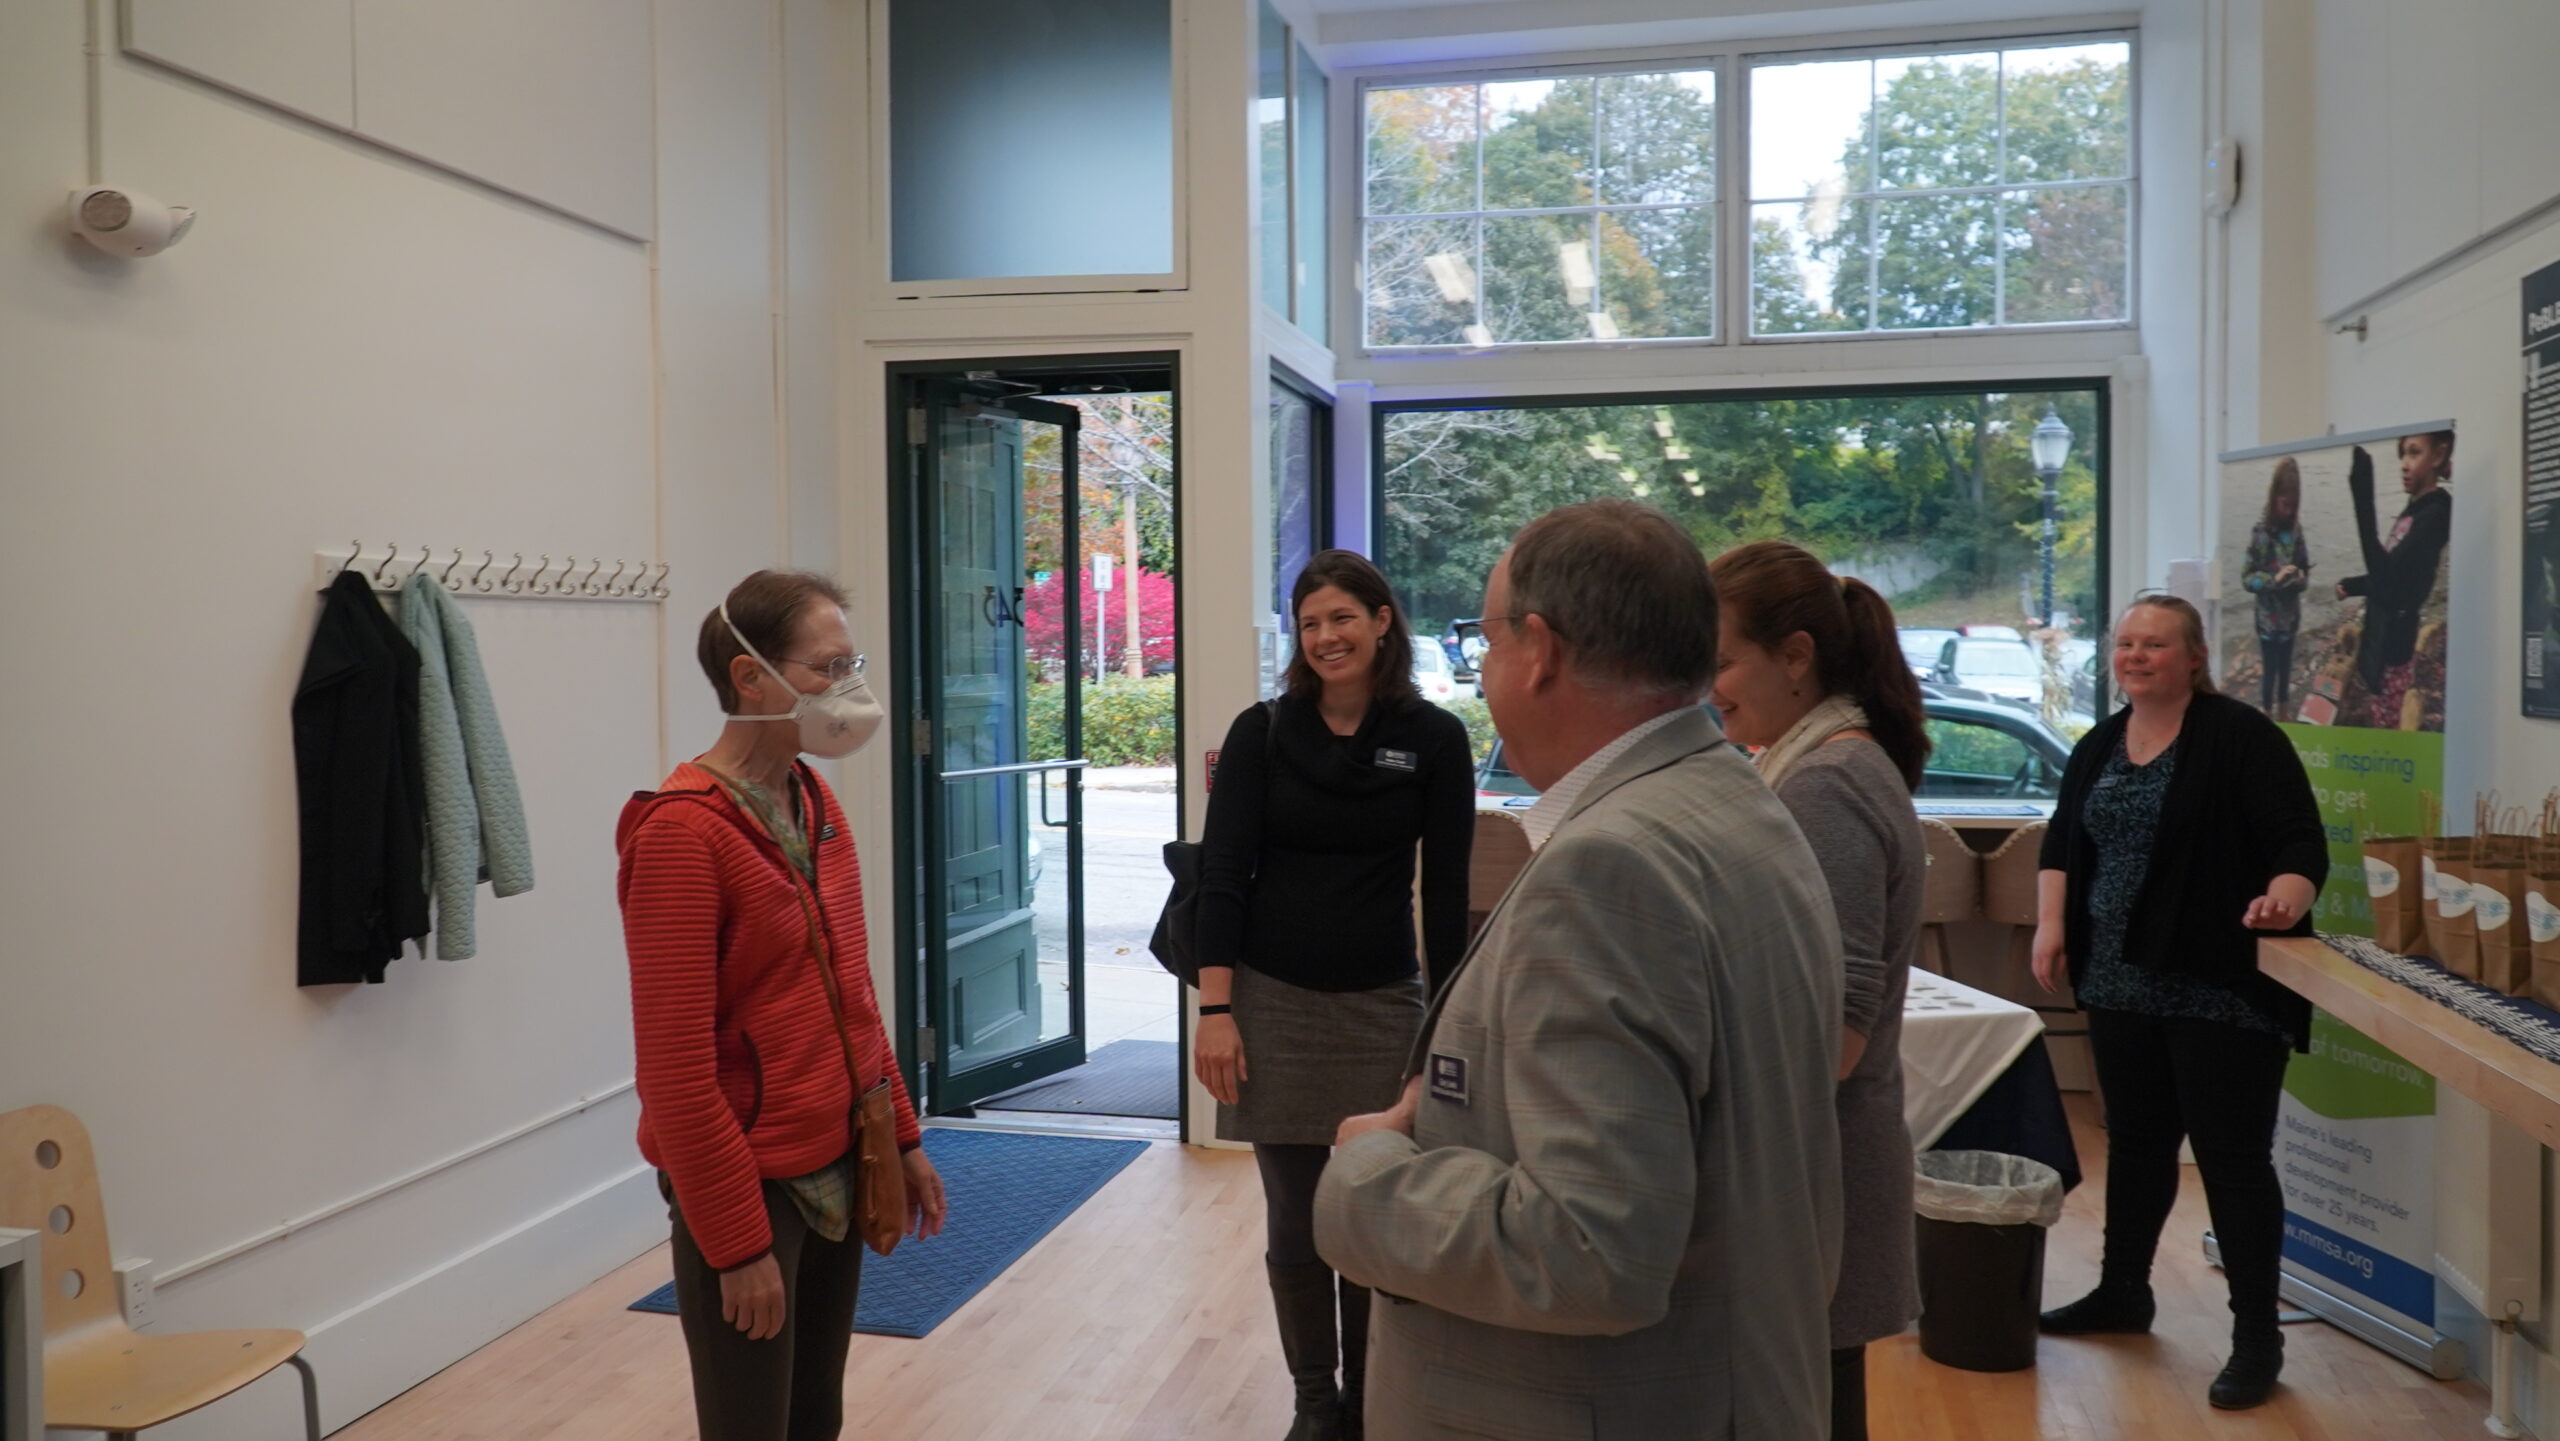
[
  {"xmin": 1355, "ymin": 34, "xmax": 2132, "ymax": 351},
  {"xmin": 1377, "ymin": 385, "xmax": 2106, "ymax": 719},
  {"xmin": 887, "ymin": 0, "xmax": 1176, "ymax": 292},
  {"xmin": 1365, "ymin": 67, "xmax": 1719, "ymax": 349},
  {"xmin": 1259, "ymin": 4, "xmax": 1331, "ymax": 342},
  {"xmin": 1267, "ymin": 369, "xmax": 1330, "ymax": 692},
  {"xmin": 1750, "ymin": 39, "xmax": 2133, "ymax": 335}
]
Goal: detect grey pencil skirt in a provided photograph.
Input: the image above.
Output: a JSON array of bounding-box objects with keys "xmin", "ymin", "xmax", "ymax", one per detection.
[{"xmin": 1216, "ymin": 961, "xmax": 1427, "ymax": 1146}]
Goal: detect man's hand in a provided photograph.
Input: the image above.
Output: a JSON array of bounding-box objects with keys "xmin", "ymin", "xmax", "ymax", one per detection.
[
  {"xmin": 903, "ymin": 1147, "xmax": 949, "ymax": 1240},
  {"xmin": 1336, "ymin": 1074, "xmax": 1424, "ymax": 1147},
  {"xmin": 720, "ymin": 1253, "xmax": 786, "ymax": 1341}
]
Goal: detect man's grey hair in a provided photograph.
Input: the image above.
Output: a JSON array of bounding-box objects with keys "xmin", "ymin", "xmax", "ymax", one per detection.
[{"xmin": 1505, "ymin": 499, "xmax": 1718, "ymax": 698}]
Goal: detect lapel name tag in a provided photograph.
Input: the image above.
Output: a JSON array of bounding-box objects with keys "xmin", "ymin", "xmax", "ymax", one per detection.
[
  {"xmin": 1428, "ymin": 1053, "xmax": 1469, "ymax": 1105},
  {"xmin": 1377, "ymin": 748, "xmax": 1418, "ymax": 772}
]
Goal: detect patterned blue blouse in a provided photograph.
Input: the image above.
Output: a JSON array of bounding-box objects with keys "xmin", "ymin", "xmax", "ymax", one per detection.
[{"xmin": 2074, "ymin": 732, "xmax": 2290, "ymax": 1037}]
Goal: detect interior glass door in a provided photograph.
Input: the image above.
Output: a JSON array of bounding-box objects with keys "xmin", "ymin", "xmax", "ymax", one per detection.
[{"xmin": 910, "ymin": 381, "xmax": 1089, "ymax": 1110}]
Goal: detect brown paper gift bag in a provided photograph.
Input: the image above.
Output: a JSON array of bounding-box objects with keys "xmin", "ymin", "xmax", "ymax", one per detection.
[
  {"xmin": 2530, "ymin": 868, "xmax": 2560, "ymax": 1009},
  {"xmin": 2470, "ymin": 846, "xmax": 2533, "ymax": 994},
  {"xmin": 2422, "ymin": 835, "xmax": 2478, "ymax": 977},
  {"xmin": 2360, "ymin": 829, "xmax": 2425, "ymax": 954}
]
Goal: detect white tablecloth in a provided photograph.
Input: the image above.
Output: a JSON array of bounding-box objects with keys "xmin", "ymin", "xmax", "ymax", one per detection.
[{"xmin": 1901, "ymin": 969, "xmax": 2048, "ymax": 1150}]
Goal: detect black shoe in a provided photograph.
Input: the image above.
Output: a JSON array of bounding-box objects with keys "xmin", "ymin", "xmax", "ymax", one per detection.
[
  {"xmin": 2209, "ymin": 1331, "xmax": 2284, "ymax": 1410},
  {"xmin": 2037, "ymin": 1283, "xmax": 2156, "ymax": 1335}
]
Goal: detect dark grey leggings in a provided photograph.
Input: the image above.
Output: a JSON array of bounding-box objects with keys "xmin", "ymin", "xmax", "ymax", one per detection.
[{"xmin": 1256, "ymin": 1143, "xmax": 1332, "ymax": 1266}]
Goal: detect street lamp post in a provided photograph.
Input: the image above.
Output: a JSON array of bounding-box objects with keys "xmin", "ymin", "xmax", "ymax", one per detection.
[{"xmin": 2030, "ymin": 408, "xmax": 2074, "ymax": 628}]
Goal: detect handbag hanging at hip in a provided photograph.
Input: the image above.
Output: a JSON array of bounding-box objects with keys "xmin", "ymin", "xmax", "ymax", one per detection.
[{"xmin": 854, "ymin": 1078, "xmax": 906, "ymax": 1256}]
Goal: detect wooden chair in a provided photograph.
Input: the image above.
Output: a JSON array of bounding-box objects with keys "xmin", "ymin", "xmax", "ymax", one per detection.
[
  {"xmin": 0, "ymin": 1106, "xmax": 318, "ymax": 1441},
  {"xmin": 1915, "ymin": 818, "xmax": 1980, "ymax": 976}
]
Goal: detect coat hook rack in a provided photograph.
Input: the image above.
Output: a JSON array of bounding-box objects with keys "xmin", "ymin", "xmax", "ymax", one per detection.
[{"xmin": 314, "ymin": 543, "xmax": 668, "ymax": 604}]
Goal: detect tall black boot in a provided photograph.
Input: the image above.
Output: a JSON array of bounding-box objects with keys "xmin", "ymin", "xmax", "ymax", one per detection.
[
  {"xmin": 1267, "ymin": 1258, "xmax": 1343, "ymax": 1441},
  {"xmin": 2209, "ymin": 1319, "xmax": 2285, "ymax": 1409},
  {"xmin": 1338, "ymin": 1276, "xmax": 1371, "ymax": 1441}
]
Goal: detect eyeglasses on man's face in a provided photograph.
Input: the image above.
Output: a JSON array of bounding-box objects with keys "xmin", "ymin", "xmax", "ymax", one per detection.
[{"xmin": 781, "ymin": 653, "xmax": 867, "ymax": 684}]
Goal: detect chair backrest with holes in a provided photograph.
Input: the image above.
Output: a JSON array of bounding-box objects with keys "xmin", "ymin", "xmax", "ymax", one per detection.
[
  {"xmin": 1979, "ymin": 822, "xmax": 2050, "ymax": 927},
  {"xmin": 1918, "ymin": 819, "xmax": 1981, "ymax": 924},
  {"xmin": 0, "ymin": 1106, "xmax": 119, "ymax": 1340}
]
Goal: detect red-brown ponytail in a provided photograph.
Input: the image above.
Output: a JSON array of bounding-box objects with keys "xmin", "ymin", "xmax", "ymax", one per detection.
[{"xmin": 1709, "ymin": 540, "xmax": 1933, "ymax": 790}]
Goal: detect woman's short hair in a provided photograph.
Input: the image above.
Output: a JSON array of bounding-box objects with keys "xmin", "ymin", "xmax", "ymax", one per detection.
[
  {"xmin": 2121, "ymin": 592, "xmax": 2218, "ymax": 695},
  {"xmin": 1283, "ymin": 550, "xmax": 1420, "ymax": 704},
  {"xmin": 698, "ymin": 570, "xmax": 847, "ymax": 712},
  {"xmin": 1507, "ymin": 499, "xmax": 1717, "ymax": 697}
]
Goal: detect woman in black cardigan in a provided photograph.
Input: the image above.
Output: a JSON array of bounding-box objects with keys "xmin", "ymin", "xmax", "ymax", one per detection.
[
  {"xmin": 2031, "ymin": 594, "xmax": 2327, "ymax": 1412},
  {"xmin": 1194, "ymin": 550, "xmax": 1475, "ymax": 1441}
]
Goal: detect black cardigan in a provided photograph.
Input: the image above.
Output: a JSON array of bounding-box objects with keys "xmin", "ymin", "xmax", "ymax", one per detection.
[
  {"xmin": 2039, "ymin": 692, "xmax": 2329, "ymax": 1045},
  {"xmin": 1195, "ymin": 693, "xmax": 1475, "ymax": 994},
  {"xmin": 2338, "ymin": 445, "xmax": 2451, "ymax": 691},
  {"xmin": 295, "ymin": 569, "xmax": 431, "ymax": 985}
]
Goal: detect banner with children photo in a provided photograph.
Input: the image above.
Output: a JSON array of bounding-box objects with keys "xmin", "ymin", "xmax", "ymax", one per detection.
[{"xmin": 2217, "ymin": 422, "xmax": 2454, "ymax": 939}]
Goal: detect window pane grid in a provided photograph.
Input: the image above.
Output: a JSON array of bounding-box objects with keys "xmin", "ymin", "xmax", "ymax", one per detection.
[
  {"xmin": 1735, "ymin": 36, "xmax": 2127, "ymax": 338},
  {"xmin": 1366, "ymin": 66, "xmax": 1719, "ymax": 347}
]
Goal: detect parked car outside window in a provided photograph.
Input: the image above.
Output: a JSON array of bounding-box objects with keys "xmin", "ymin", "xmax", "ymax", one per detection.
[
  {"xmin": 1412, "ymin": 643, "xmax": 1459, "ymax": 704},
  {"xmin": 1934, "ymin": 636, "xmax": 2042, "ymax": 709},
  {"xmin": 1474, "ymin": 695, "xmax": 2070, "ymax": 818},
  {"xmin": 1897, "ymin": 627, "xmax": 1958, "ymax": 680}
]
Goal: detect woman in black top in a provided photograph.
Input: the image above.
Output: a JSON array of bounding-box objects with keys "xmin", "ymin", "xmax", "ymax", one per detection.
[
  {"xmin": 2336, "ymin": 432, "xmax": 2453, "ymax": 729},
  {"xmin": 2031, "ymin": 595, "xmax": 2328, "ymax": 1412},
  {"xmin": 1195, "ymin": 550, "xmax": 1475, "ymax": 1441}
]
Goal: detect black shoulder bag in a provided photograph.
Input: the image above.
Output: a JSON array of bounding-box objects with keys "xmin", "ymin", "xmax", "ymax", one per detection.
[{"xmin": 1148, "ymin": 701, "xmax": 1272, "ymax": 986}]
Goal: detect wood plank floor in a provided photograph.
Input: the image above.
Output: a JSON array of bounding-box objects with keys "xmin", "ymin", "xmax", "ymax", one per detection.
[{"xmin": 336, "ymin": 1100, "xmax": 2490, "ymax": 1440}]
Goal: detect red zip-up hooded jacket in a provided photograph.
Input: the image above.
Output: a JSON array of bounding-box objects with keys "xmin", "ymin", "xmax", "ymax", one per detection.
[{"xmin": 617, "ymin": 760, "xmax": 919, "ymax": 1271}]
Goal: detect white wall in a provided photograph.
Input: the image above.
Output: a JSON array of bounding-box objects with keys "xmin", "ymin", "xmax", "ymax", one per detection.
[
  {"xmin": 2223, "ymin": 0, "xmax": 2560, "ymax": 1426},
  {"xmin": 0, "ymin": 1, "xmax": 844, "ymax": 1435}
]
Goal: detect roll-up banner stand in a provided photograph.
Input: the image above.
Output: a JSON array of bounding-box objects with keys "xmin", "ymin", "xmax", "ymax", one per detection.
[{"xmin": 2217, "ymin": 422, "xmax": 2458, "ymax": 1376}]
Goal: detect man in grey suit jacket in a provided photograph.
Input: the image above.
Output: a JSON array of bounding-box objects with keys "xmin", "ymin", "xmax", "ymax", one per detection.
[{"xmin": 1314, "ymin": 500, "xmax": 1845, "ymax": 1440}]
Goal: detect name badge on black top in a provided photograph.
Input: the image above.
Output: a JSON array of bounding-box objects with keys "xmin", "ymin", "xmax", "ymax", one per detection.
[
  {"xmin": 1376, "ymin": 748, "xmax": 1418, "ymax": 772},
  {"xmin": 1428, "ymin": 1053, "xmax": 1469, "ymax": 1105}
]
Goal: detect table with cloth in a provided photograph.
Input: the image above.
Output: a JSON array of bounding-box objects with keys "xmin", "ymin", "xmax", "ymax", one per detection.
[{"xmin": 1902, "ymin": 969, "xmax": 2082, "ymax": 1191}]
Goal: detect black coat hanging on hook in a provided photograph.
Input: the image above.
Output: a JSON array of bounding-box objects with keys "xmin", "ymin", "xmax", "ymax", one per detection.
[{"xmin": 294, "ymin": 569, "xmax": 431, "ymax": 984}]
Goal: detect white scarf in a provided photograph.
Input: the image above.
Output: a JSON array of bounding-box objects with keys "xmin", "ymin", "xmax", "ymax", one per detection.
[{"xmin": 1753, "ymin": 694, "xmax": 1870, "ymax": 790}]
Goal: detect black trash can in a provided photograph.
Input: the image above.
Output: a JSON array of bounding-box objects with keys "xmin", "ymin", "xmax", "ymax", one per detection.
[{"xmin": 1912, "ymin": 1150, "xmax": 2065, "ymax": 1373}]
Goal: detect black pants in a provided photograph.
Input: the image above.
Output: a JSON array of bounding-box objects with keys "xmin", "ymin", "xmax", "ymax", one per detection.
[
  {"xmin": 2259, "ymin": 635, "xmax": 2297, "ymax": 713},
  {"xmin": 2088, "ymin": 1008, "xmax": 2291, "ymax": 1338},
  {"xmin": 1256, "ymin": 1142, "xmax": 1330, "ymax": 1264},
  {"xmin": 669, "ymin": 1179, "xmax": 864, "ymax": 1441},
  {"xmin": 1829, "ymin": 1345, "xmax": 1867, "ymax": 1441}
]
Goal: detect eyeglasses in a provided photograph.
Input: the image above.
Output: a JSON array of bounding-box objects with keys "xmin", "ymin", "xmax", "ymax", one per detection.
[
  {"xmin": 781, "ymin": 653, "xmax": 867, "ymax": 683},
  {"xmin": 1451, "ymin": 616, "xmax": 1545, "ymax": 650}
]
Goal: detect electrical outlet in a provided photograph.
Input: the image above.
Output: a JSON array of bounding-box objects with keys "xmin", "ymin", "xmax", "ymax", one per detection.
[{"xmin": 114, "ymin": 1256, "xmax": 155, "ymax": 1330}]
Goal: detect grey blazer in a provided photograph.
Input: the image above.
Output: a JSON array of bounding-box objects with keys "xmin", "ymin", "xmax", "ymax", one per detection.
[{"xmin": 1314, "ymin": 708, "xmax": 1845, "ymax": 1441}]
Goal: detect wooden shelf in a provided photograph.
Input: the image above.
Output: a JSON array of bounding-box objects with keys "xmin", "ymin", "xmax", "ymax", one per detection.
[{"xmin": 2260, "ymin": 937, "xmax": 2560, "ymax": 1150}]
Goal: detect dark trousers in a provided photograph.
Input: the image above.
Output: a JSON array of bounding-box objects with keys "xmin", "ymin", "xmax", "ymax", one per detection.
[
  {"xmin": 669, "ymin": 1179, "xmax": 864, "ymax": 1441},
  {"xmin": 2088, "ymin": 1008, "xmax": 2291, "ymax": 1338},
  {"xmin": 2259, "ymin": 635, "xmax": 2297, "ymax": 713},
  {"xmin": 1829, "ymin": 1345, "xmax": 1867, "ymax": 1441}
]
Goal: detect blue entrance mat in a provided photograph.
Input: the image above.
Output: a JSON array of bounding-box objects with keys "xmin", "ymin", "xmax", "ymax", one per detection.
[{"xmin": 631, "ymin": 1127, "xmax": 1148, "ymax": 1339}]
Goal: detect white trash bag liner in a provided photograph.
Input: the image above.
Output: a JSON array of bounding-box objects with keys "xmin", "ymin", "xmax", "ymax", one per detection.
[{"xmin": 1914, "ymin": 1149, "xmax": 2064, "ymax": 1228}]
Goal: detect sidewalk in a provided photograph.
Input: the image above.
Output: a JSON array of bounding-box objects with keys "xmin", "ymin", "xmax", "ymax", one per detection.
[{"xmin": 1083, "ymin": 765, "xmax": 1177, "ymax": 793}]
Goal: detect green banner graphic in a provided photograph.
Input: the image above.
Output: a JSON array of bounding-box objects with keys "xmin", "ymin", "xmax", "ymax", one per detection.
[{"xmin": 2278, "ymin": 723, "xmax": 2444, "ymax": 938}]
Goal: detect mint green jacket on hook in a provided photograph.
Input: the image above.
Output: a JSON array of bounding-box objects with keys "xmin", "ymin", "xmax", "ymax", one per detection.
[{"xmin": 399, "ymin": 574, "xmax": 535, "ymax": 958}]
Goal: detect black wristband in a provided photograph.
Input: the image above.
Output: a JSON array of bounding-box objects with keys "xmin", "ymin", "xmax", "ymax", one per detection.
[{"xmin": 1198, "ymin": 1003, "xmax": 1232, "ymax": 1016}]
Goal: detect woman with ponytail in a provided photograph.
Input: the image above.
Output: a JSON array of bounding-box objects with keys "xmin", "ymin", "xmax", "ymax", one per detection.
[{"xmin": 1707, "ymin": 540, "xmax": 1930, "ymax": 1441}]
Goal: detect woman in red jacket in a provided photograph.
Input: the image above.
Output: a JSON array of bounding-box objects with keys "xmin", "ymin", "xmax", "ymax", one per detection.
[{"xmin": 619, "ymin": 569, "xmax": 947, "ymax": 1441}]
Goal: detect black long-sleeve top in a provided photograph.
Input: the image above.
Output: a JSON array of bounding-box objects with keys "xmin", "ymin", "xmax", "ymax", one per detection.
[
  {"xmin": 2040, "ymin": 692, "xmax": 2330, "ymax": 1046},
  {"xmin": 2338, "ymin": 446, "xmax": 2451, "ymax": 690},
  {"xmin": 1196, "ymin": 694, "xmax": 1476, "ymax": 994}
]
